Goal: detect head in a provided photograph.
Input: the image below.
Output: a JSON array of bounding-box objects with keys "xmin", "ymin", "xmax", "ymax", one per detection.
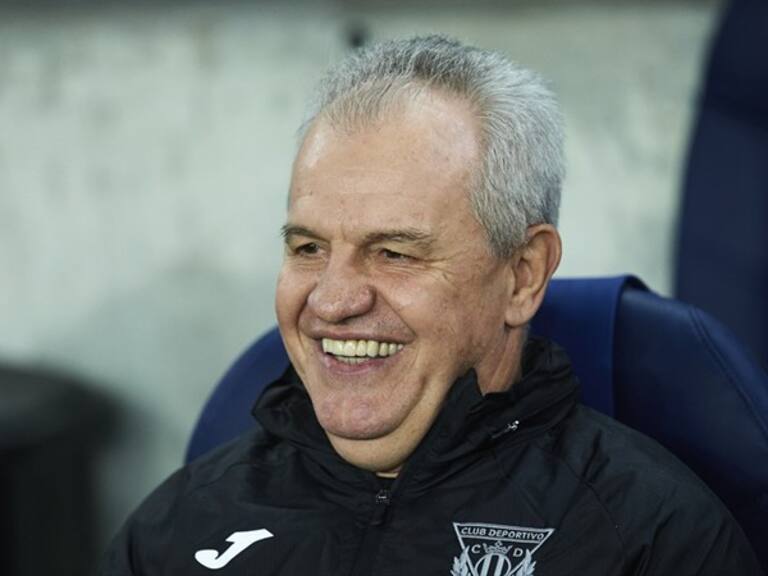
[{"xmin": 275, "ymin": 35, "xmax": 563, "ymax": 474}]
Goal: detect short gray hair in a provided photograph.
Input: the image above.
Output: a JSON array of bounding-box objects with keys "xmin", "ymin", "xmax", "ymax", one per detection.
[{"xmin": 302, "ymin": 35, "xmax": 564, "ymax": 257}]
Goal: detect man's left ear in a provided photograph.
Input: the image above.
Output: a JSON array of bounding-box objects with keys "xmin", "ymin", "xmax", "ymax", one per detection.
[{"xmin": 504, "ymin": 224, "xmax": 562, "ymax": 328}]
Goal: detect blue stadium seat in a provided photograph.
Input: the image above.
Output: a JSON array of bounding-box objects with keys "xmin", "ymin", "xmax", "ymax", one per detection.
[
  {"xmin": 186, "ymin": 276, "xmax": 768, "ymax": 570},
  {"xmin": 675, "ymin": 0, "xmax": 768, "ymax": 366}
]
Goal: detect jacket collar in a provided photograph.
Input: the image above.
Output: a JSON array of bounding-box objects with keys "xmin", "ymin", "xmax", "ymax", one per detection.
[{"xmin": 252, "ymin": 337, "xmax": 579, "ymax": 486}]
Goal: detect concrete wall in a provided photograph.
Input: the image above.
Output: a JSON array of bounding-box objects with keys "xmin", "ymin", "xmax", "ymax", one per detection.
[{"xmin": 0, "ymin": 0, "xmax": 720, "ymax": 554}]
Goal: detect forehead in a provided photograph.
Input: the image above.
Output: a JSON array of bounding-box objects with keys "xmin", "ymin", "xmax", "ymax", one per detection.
[{"xmin": 288, "ymin": 92, "xmax": 483, "ymax": 239}]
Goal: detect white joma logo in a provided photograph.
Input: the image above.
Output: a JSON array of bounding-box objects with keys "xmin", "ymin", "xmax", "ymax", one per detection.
[{"xmin": 194, "ymin": 529, "xmax": 274, "ymax": 570}]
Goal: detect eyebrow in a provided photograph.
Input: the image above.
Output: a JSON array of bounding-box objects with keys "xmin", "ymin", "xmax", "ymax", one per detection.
[
  {"xmin": 361, "ymin": 229, "xmax": 435, "ymax": 250},
  {"xmin": 281, "ymin": 224, "xmax": 435, "ymax": 250},
  {"xmin": 281, "ymin": 224, "xmax": 322, "ymax": 242}
]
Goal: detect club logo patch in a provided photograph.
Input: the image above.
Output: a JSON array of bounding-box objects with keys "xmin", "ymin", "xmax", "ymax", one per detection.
[{"xmin": 451, "ymin": 522, "xmax": 554, "ymax": 576}]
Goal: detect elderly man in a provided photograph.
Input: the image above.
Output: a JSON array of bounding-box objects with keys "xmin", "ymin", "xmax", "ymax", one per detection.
[{"xmin": 102, "ymin": 36, "xmax": 762, "ymax": 575}]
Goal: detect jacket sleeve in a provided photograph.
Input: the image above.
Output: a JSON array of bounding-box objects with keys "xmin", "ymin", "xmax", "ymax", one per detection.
[
  {"xmin": 635, "ymin": 491, "xmax": 764, "ymax": 576},
  {"xmin": 98, "ymin": 467, "xmax": 189, "ymax": 576}
]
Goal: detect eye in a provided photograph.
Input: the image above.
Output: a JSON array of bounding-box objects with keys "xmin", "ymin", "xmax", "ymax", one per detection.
[
  {"xmin": 381, "ymin": 248, "xmax": 411, "ymax": 261},
  {"xmin": 293, "ymin": 242, "xmax": 320, "ymax": 256}
]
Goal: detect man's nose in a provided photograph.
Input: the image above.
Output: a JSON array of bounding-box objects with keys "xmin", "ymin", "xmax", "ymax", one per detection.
[{"xmin": 307, "ymin": 257, "xmax": 376, "ymax": 323}]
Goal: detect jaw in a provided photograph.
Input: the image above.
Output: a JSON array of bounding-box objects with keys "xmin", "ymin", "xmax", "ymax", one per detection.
[
  {"xmin": 302, "ymin": 336, "xmax": 418, "ymax": 440},
  {"xmin": 325, "ymin": 427, "xmax": 422, "ymax": 474},
  {"xmin": 323, "ymin": 388, "xmax": 445, "ymax": 474}
]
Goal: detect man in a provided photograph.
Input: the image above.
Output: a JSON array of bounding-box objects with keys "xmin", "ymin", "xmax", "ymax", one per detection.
[{"xmin": 102, "ymin": 36, "xmax": 762, "ymax": 575}]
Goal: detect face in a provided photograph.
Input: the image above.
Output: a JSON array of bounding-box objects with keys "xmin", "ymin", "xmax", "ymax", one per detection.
[{"xmin": 276, "ymin": 92, "xmax": 519, "ymax": 470}]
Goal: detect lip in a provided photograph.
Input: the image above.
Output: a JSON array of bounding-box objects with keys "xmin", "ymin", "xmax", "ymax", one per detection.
[
  {"xmin": 312, "ymin": 338, "xmax": 405, "ymax": 375},
  {"xmin": 311, "ymin": 331, "xmax": 407, "ymax": 344}
]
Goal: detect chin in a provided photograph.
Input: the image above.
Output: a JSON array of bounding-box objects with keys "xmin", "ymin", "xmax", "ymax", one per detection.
[
  {"xmin": 323, "ymin": 426, "xmax": 409, "ymax": 474},
  {"xmin": 307, "ymin": 377, "xmax": 414, "ymax": 439},
  {"xmin": 314, "ymin": 397, "xmax": 405, "ymax": 442},
  {"xmin": 317, "ymin": 412, "xmax": 399, "ymax": 442}
]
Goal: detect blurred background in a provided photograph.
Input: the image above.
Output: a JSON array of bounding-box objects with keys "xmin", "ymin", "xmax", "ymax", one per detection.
[{"xmin": 1, "ymin": 0, "xmax": 766, "ymax": 574}]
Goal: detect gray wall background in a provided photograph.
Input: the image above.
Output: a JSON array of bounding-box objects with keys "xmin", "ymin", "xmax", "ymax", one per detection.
[{"xmin": 0, "ymin": 0, "xmax": 720, "ymax": 552}]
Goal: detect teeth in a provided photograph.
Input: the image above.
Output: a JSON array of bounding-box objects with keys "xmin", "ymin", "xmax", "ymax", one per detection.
[
  {"xmin": 321, "ymin": 338, "xmax": 405, "ymax": 359},
  {"xmin": 336, "ymin": 356, "xmax": 367, "ymax": 365}
]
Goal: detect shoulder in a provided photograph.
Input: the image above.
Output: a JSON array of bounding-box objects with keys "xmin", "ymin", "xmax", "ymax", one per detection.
[
  {"xmin": 183, "ymin": 423, "xmax": 277, "ymax": 488},
  {"xmin": 549, "ymin": 404, "xmax": 726, "ymax": 522},
  {"xmin": 146, "ymin": 422, "xmax": 291, "ymax": 518},
  {"xmin": 542, "ymin": 405, "xmax": 760, "ymax": 574},
  {"xmin": 100, "ymin": 425, "xmax": 283, "ymax": 575},
  {"xmin": 553, "ymin": 405, "xmax": 712, "ymax": 500}
]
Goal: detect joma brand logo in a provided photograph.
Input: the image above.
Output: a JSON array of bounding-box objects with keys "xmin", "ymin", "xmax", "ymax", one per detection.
[{"xmin": 194, "ymin": 529, "xmax": 274, "ymax": 570}]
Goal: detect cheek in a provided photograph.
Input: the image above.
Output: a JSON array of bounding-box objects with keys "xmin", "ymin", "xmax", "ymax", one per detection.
[
  {"xmin": 412, "ymin": 274, "xmax": 504, "ymax": 360},
  {"xmin": 275, "ymin": 268, "xmax": 309, "ymax": 328},
  {"xmin": 276, "ymin": 268, "xmax": 317, "ymax": 378},
  {"xmin": 391, "ymin": 282, "xmax": 471, "ymax": 354},
  {"xmin": 274, "ymin": 271, "xmax": 291, "ymax": 323}
]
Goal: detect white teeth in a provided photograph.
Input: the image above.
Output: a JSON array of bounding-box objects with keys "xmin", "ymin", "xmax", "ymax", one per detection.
[
  {"xmin": 321, "ymin": 338, "xmax": 405, "ymax": 359},
  {"xmin": 336, "ymin": 356, "xmax": 367, "ymax": 365}
]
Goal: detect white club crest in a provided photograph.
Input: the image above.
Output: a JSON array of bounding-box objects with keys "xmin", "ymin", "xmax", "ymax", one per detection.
[{"xmin": 450, "ymin": 522, "xmax": 554, "ymax": 576}]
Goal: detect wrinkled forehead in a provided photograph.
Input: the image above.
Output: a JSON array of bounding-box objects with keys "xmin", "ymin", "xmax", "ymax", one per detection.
[
  {"xmin": 289, "ymin": 127, "xmax": 474, "ymax": 240},
  {"xmin": 290, "ymin": 89, "xmax": 482, "ymax": 201},
  {"xmin": 294, "ymin": 90, "xmax": 481, "ymax": 180},
  {"xmin": 286, "ymin": 97, "xmax": 484, "ymax": 243}
]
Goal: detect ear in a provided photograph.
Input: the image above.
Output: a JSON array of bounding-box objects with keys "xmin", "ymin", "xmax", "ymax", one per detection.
[{"xmin": 504, "ymin": 224, "xmax": 562, "ymax": 328}]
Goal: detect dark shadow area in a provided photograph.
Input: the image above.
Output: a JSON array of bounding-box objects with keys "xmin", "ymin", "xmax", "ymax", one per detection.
[{"xmin": 0, "ymin": 364, "xmax": 118, "ymax": 576}]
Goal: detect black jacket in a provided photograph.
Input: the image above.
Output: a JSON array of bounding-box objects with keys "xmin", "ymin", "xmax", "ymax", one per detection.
[{"xmin": 102, "ymin": 338, "xmax": 762, "ymax": 575}]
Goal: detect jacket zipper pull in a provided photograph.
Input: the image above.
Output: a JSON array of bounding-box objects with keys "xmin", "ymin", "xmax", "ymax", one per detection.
[
  {"xmin": 370, "ymin": 489, "xmax": 391, "ymax": 526},
  {"xmin": 491, "ymin": 419, "xmax": 520, "ymax": 440}
]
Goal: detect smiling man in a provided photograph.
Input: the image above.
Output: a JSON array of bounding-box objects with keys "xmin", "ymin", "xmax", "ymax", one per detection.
[
  {"xmin": 277, "ymin": 83, "xmax": 557, "ymax": 477},
  {"xmin": 102, "ymin": 36, "xmax": 762, "ymax": 575}
]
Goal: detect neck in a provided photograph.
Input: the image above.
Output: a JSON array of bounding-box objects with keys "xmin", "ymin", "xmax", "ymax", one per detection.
[
  {"xmin": 376, "ymin": 470, "xmax": 399, "ymax": 478},
  {"xmin": 475, "ymin": 327, "xmax": 525, "ymax": 395}
]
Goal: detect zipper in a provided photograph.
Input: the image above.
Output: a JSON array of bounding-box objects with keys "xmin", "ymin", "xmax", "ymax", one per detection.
[
  {"xmin": 490, "ymin": 419, "xmax": 520, "ymax": 440},
  {"xmin": 349, "ymin": 487, "xmax": 393, "ymax": 575},
  {"xmin": 371, "ymin": 489, "xmax": 391, "ymax": 525}
]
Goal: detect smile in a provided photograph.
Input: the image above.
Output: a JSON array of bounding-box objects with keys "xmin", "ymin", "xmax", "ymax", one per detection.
[{"xmin": 321, "ymin": 338, "xmax": 405, "ymax": 364}]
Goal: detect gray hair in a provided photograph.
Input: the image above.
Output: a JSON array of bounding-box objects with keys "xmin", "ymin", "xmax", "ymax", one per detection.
[{"xmin": 301, "ymin": 35, "xmax": 564, "ymax": 257}]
